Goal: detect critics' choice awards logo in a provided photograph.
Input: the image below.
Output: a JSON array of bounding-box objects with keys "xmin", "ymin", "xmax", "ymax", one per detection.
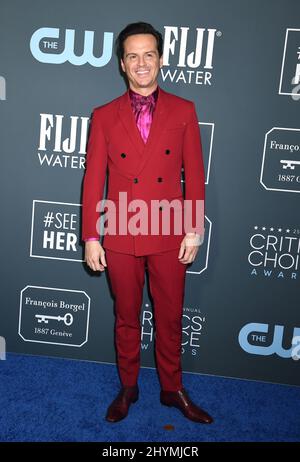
[
  {"xmin": 279, "ymin": 28, "xmax": 300, "ymax": 98},
  {"xmin": 140, "ymin": 303, "xmax": 207, "ymax": 357},
  {"xmin": 19, "ymin": 286, "xmax": 90, "ymax": 347},
  {"xmin": 239, "ymin": 323, "xmax": 300, "ymax": 361},
  {"xmin": 29, "ymin": 26, "xmax": 221, "ymax": 85},
  {"xmin": 260, "ymin": 127, "xmax": 300, "ymax": 193},
  {"xmin": 30, "ymin": 200, "xmax": 83, "ymax": 262},
  {"xmin": 38, "ymin": 113, "xmax": 89, "ymax": 169},
  {"xmin": 248, "ymin": 225, "xmax": 299, "ymax": 280}
]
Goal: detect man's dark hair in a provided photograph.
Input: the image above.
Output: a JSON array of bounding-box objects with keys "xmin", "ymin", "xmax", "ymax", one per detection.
[{"xmin": 115, "ymin": 22, "xmax": 163, "ymax": 61}]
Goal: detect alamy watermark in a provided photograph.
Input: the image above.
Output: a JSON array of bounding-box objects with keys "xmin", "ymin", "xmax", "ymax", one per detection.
[{"xmin": 93, "ymin": 193, "xmax": 205, "ymax": 245}]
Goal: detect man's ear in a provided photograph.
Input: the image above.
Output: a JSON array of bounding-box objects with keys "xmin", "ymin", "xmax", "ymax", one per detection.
[
  {"xmin": 120, "ymin": 59, "xmax": 125, "ymax": 72},
  {"xmin": 159, "ymin": 54, "xmax": 163, "ymax": 68}
]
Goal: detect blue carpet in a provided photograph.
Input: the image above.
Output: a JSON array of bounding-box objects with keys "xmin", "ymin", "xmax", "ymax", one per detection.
[{"xmin": 0, "ymin": 353, "xmax": 299, "ymax": 442}]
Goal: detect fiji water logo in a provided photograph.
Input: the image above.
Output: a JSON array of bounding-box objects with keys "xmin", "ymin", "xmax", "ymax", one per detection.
[
  {"xmin": 30, "ymin": 27, "xmax": 113, "ymax": 66},
  {"xmin": 239, "ymin": 323, "xmax": 300, "ymax": 360},
  {"xmin": 161, "ymin": 26, "xmax": 221, "ymax": 85}
]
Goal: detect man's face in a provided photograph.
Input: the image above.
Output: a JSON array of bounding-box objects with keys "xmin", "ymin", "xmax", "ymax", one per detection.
[{"xmin": 121, "ymin": 33, "xmax": 163, "ymax": 94}]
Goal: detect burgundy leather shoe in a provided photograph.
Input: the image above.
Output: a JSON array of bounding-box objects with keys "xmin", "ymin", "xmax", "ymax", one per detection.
[
  {"xmin": 105, "ymin": 385, "xmax": 139, "ymax": 423},
  {"xmin": 160, "ymin": 388, "xmax": 213, "ymax": 424}
]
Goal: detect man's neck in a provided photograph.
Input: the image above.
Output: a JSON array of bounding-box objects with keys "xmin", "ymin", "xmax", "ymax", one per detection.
[{"xmin": 129, "ymin": 84, "xmax": 158, "ymax": 97}]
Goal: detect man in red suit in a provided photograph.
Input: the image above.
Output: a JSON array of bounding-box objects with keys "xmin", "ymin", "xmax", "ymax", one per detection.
[{"xmin": 82, "ymin": 22, "xmax": 213, "ymax": 424}]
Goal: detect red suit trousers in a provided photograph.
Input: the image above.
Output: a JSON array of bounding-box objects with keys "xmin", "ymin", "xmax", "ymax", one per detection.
[{"xmin": 105, "ymin": 247, "xmax": 187, "ymax": 391}]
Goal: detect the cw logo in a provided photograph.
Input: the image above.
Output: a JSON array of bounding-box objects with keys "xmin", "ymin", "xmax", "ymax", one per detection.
[
  {"xmin": 238, "ymin": 323, "xmax": 300, "ymax": 360},
  {"xmin": 30, "ymin": 27, "xmax": 113, "ymax": 67}
]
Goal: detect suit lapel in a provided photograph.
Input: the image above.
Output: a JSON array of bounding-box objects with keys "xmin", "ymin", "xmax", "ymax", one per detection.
[
  {"xmin": 118, "ymin": 91, "xmax": 145, "ymax": 157},
  {"xmin": 136, "ymin": 87, "xmax": 170, "ymax": 175},
  {"xmin": 118, "ymin": 87, "xmax": 171, "ymax": 176}
]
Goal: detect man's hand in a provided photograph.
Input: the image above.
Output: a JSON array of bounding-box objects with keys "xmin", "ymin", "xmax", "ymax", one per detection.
[
  {"xmin": 85, "ymin": 241, "xmax": 107, "ymax": 272},
  {"xmin": 178, "ymin": 233, "xmax": 201, "ymax": 264}
]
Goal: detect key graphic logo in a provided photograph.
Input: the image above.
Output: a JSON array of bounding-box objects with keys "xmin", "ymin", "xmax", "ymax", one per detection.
[
  {"xmin": 19, "ymin": 286, "xmax": 90, "ymax": 347},
  {"xmin": 260, "ymin": 127, "xmax": 300, "ymax": 193}
]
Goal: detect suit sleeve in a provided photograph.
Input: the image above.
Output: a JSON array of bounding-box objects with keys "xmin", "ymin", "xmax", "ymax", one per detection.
[
  {"xmin": 182, "ymin": 102, "xmax": 205, "ymax": 241},
  {"xmin": 81, "ymin": 109, "xmax": 108, "ymax": 242}
]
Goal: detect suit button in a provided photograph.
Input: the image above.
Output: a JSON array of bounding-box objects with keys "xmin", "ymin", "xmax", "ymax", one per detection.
[
  {"xmin": 165, "ymin": 149, "xmax": 170, "ymax": 154},
  {"xmin": 120, "ymin": 153, "xmax": 126, "ymax": 158},
  {"xmin": 133, "ymin": 178, "xmax": 138, "ymax": 183},
  {"xmin": 157, "ymin": 177, "xmax": 163, "ymax": 182}
]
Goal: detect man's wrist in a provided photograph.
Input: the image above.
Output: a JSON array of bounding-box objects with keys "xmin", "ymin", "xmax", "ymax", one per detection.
[{"xmin": 185, "ymin": 232, "xmax": 204, "ymax": 246}]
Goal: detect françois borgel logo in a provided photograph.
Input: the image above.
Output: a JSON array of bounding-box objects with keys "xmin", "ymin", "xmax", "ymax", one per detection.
[
  {"xmin": 19, "ymin": 286, "xmax": 90, "ymax": 347},
  {"xmin": 278, "ymin": 28, "xmax": 300, "ymax": 97},
  {"xmin": 248, "ymin": 225, "xmax": 299, "ymax": 280},
  {"xmin": 140, "ymin": 302, "xmax": 206, "ymax": 358},
  {"xmin": 161, "ymin": 26, "xmax": 221, "ymax": 86},
  {"xmin": 238, "ymin": 323, "xmax": 300, "ymax": 361},
  {"xmin": 30, "ymin": 200, "xmax": 83, "ymax": 262},
  {"xmin": 260, "ymin": 127, "xmax": 300, "ymax": 193},
  {"xmin": 37, "ymin": 113, "xmax": 89, "ymax": 169}
]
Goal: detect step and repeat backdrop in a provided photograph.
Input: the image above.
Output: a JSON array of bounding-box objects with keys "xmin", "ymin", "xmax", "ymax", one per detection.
[{"xmin": 0, "ymin": 0, "xmax": 299, "ymax": 386}]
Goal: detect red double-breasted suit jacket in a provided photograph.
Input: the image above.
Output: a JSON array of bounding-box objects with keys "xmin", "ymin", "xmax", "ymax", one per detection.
[{"xmin": 81, "ymin": 86, "xmax": 205, "ymax": 256}]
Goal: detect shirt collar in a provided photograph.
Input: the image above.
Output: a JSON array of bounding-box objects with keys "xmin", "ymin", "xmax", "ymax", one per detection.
[{"xmin": 129, "ymin": 86, "xmax": 159, "ymax": 103}]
